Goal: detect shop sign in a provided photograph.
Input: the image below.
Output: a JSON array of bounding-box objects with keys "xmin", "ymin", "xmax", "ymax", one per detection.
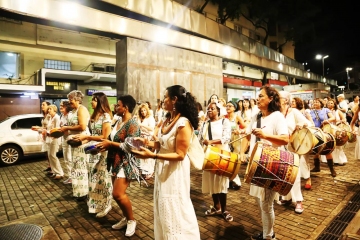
[
  {"xmin": 45, "ymin": 81, "xmax": 75, "ymax": 93},
  {"xmin": 86, "ymin": 89, "xmax": 116, "ymax": 96}
]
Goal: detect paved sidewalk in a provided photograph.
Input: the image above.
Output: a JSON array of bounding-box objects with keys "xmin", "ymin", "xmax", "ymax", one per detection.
[{"xmin": 0, "ymin": 142, "xmax": 359, "ymax": 240}]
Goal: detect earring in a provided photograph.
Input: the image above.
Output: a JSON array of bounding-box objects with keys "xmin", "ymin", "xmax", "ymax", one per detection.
[{"xmin": 173, "ymin": 106, "xmax": 176, "ymax": 112}]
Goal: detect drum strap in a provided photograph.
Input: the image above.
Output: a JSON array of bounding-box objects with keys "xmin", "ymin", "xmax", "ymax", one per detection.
[
  {"xmin": 207, "ymin": 119, "xmax": 224, "ymax": 141},
  {"xmin": 256, "ymin": 112, "xmax": 262, "ymax": 142}
]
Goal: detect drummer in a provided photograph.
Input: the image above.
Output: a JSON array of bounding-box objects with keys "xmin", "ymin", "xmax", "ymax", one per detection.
[
  {"xmin": 225, "ymin": 100, "xmax": 246, "ymax": 190},
  {"xmin": 327, "ymin": 98, "xmax": 348, "ymax": 166},
  {"xmin": 278, "ymin": 91, "xmax": 312, "ymax": 214},
  {"xmin": 200, "ymin": 101, "xmax": 233, "ymax": 222},
  {"xmin": 239, "ymin": 86, "xmax": 288, "ymax": 240},
  {"xmin": 350, "ymin": 102, "xmax": 360, "ymax": 160},
  {"xmin": 309, "ymin": 98, "xmax": 337, "ymax": 177}
]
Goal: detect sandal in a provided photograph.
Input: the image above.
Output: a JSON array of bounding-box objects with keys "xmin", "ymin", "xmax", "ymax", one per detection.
[
  {"xmin": 205, "ymin": 207, "xmax": 221, "ymax": 215},
  {"xmin": 222, "ymin": 211, "xmax": 233, "ymax": 222}
]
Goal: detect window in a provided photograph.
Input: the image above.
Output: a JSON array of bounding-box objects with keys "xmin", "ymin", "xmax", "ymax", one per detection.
[
  {"xmin": 234, "ymin": 25, "xmax": 242, "ymax": 33},
  {"xmin": 44, "ymin": 59, "xmax": 71, "ymax": 70},
  {"xmin": 12, "ymin": 117, "xmax": 42, "ymax": 129},
  {"xmin": 0, "ymin": 51, "xmax": 20, "ymax": 80}
]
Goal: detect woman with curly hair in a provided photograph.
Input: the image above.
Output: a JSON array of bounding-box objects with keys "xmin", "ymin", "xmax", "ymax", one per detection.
[
  {"xmin": 137, "ymin": 103, "xmax": 156, "ymax": 179},
  {"xmin": 133, "ymin": 85, "xmax": 200, "ymax": 239}
]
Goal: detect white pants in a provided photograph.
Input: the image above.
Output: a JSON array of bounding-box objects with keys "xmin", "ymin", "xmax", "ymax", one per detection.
[
  {"xmin": 281, "ymin": 165, "xmax": 303, "ymax": 202},
  {"xmin": 332, "ymin": 146, "xmax": 347, "ymax": 164},
  {"xmin": 256, "ymin": 189, "xmax": 276, "ymax": 239},
  {"xmin": 62, "ymin": 139, "xmax": 72, "ymax": 177},
  {"xmin": 47, "ymin": 142, "xmax": 63, "ymax": 176},
  {"xmin": 300, "ymin": 154, "xmax": 310, "ymax": 179}
]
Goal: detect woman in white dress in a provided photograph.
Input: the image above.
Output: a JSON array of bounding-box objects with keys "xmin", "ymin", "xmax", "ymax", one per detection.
[
  {"xmin": 73, "ymin": 92, "xmax": 113, "ymax": 217},
  {"xmin": 133, "ymin": 85, "xmax": 200, "ymax": 239},
  {"xmin": 278, "ymin": 91, "xmax": 311, "ymax": 214},
  {"xmin": 60, "ymin": 90, "xmax": 90, "ymax": 201},
  {"xmin": 240, "ymin": 86, "xmax": 289, "ymax": 240},
  {"xmin": 137, "ymin": 103, "xmax": 156, "ymax": 179},
  {"xmin": 327, "ymin": 98, "xmax": 348, "ymax": 165},
  {"xmin": 291, "ymin": 97, "xmax": 313, "ymax": 190},
  {"xmin": 201, "ymin": 101, "xmax": 233, "ymax": 222},
  {"xmin": 241, "ymin": 99, "xmax": 252, "ymax": 125}
]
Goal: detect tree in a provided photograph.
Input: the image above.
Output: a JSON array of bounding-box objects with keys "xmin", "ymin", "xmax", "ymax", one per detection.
[{"xmin": 197, "ymin": 0, "xmax": 242, "ymax": 24}]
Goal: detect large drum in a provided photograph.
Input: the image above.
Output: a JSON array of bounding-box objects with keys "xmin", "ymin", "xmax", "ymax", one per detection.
[
  {"xmin": 245, "ymin": 142, "xmax": 299, "ymax": 196},
  {"xmin": 290, "ymin": 127, "xmax": 327, "ymax": 155},
  {"xmin": 321, "ymin": 122, "xmax": 348, "ymax": 146},
  {"xmin": 202, "ymin": 145, "xmax": 241, "ymax": 180},
  {"xmin": 49, "ymin": 128, "xmax": 64, "ymax": 138},
  {"xmin": 319, "ymin": 132, "xmax": 336, "ymax": 155},
  {"xmin": 337, "ymin": 122, "xmax": 356, "ymax": 143}
]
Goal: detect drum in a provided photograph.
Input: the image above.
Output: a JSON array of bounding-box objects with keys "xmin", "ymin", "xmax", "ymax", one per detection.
[
  {"xmin": 124, "ymin": 137, "xmax": 145, "ymax": 153},
  {"xmin": 31, "ymin": 126, "xmax": 40, "ymax": 131},
  {"xmin": 49, "ymin": 128, "xmax": 64, "ymax": 138},
  {"xmin": 319, "ymin": 132, "xmax": 336, "ymax": 155},
  {"xmin": 290, "ymin": 127, "xmax": 327, "ymax": 155},
  {"xmin": 84, "ymin": 141, "xmax": 100, "ymax": 155},
  {"xmin": 337, "ymin": 122, "xmax": 356, "ymax": 143},
  {"xmin": 66, "ymin": 136, "xmax": 82, "ymax": 147},
  {"xmin": 321, "ymin": 122, "xmax": 348, "ymax": 146},
  {"xmin": 202, "ymin": 145, "xmax": 241, "ymax": 180},
  {"xmin": 245, "ymin": 142, "xmax": 299, "ymax": 196}
]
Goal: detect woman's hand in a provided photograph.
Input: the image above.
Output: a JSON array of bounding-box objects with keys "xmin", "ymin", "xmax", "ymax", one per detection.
[
  {"xmin": 73, "ymin": 134, "xmax": 87, "ymax": 142},
  {"xmin": 132, "ymin": 147, "xmax": 155, "ymax": 159},
  {"xmin": 60, "ymin": 126, "xmax": 68, "ymax": 132},
  {"xmin": 252, "ymin": 128, "xmax": 266, "ymax": 139},
  {"xmin": 202, "ymin": 139, "xmax": 212, "ymax": 146},
  {"xmin": 96, "ymin": 139, "xmax": 113, "ymax": 151}
]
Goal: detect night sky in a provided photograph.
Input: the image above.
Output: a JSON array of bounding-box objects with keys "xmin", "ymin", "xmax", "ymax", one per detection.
[{"xmin": 294, "ymin": 1, "xmax": 359, "ymax": 85}]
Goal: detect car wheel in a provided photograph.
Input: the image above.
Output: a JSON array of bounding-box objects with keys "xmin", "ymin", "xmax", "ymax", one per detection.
[{"xmin": 0, "ymin": 145, "xmax": 23, "ymax": 166}]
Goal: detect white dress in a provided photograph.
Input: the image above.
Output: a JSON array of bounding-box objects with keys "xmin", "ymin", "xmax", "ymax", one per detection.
[
  {"xmin": 246, "ymin": 111, "xmax": 288, "ymax": 200},
  {"xmin": 138, "ymin": 116, "xmax": 156, "ymax": 175},
  {"xmin": 154, "ymin": 117, "xmax": 200, "ymax": 239},
  {"xmin": 201, "ymin": 118, "xmax": 231, "ymax": 194},
  {"xmin": 356, "ymin": 112, "xmax": 360, "ymax": 160},
  {"xmin": 331, "ymin": 110, "xmax": 348, "ymax": 164}
]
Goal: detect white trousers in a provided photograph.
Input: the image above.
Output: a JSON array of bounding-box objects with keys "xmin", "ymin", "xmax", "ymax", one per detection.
[
  {"xmin": 300, "ymin": 154, "xmax": 310, "ymax": 179},
  {"xmin": 47, "ymin": 142, "xmax": 63, "ymax": 176},
  {"xmin": 62, "ymin": 139, "xmax": 72, "ymax": 177},
  {"xmin": 256, "ymin": 189, "xmax": 276, "ymax": 239},
  {"xmin": 281, "ymin": 164, "xmax": 303, "ymax": 202}
]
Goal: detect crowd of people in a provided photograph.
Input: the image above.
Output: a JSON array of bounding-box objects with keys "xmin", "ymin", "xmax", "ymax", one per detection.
[{"xmin": 35, "ymin": 85, "xmax": 359, "ymax": 240}]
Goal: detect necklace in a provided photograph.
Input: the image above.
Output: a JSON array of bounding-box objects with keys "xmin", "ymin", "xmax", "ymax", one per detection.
[{"xmin": 161, "ymin": 113, "xmax": 181, "ymax": 135}]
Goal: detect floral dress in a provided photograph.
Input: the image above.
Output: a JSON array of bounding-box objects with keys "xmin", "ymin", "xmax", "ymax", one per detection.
[
  {"xmin": 88, "ymin": 113, "xmax": 113, "ymax": 213},
  {"xmin": 68, "ymin": 105, "xmax": 90, "ymax": 197},
  {"xmin": 106, "ymin": 118, "xmax": 141, "ymax": 180}
]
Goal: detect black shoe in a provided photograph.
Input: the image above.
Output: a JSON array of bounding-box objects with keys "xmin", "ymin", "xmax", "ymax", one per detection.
[
  {"xmin": 251, "ymin": 232, "xmax": 275, "ymax": 240},
  {"xmin": 46, "ymin": 172, "xmax": 54, "ymax": 176},
  {"xmin": 44, "ymin": 167, "xmax": 51, "ymax": 172},
  {"xmin": 229, "ymin": 181, "xmax": 241, "ymax": 190}
]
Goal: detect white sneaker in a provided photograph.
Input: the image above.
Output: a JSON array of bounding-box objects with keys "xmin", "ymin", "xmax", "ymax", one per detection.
[
  {"xmin": 125, "ymin": 220, "xmax": 136, "ymax": 237},
  {"xmin": 112, "ymin": 217, "xmax": 127, "ymax": 230},
  {"xmin": 63, "ymin": 178, "xmax": 72, "ymax": 184},
  {"xmin": 96, "ymin": 205, "xmax": 112, "ymax": 218}
]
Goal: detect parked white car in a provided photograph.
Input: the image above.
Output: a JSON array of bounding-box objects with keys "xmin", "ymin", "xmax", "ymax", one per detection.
[{"xmin": 0, "ymin": 114, "xmax": 47, "ymax": 165}]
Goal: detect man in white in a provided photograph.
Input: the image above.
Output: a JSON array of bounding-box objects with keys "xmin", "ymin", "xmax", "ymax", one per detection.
[{"xmin": 337, "ymin": 94, "xmax": 348, "ymax": 114}]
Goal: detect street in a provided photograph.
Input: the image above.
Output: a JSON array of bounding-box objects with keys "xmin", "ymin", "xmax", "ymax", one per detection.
[{"xmin": 0, "ymin": 143, "xmax": 359, "ymax": 239}]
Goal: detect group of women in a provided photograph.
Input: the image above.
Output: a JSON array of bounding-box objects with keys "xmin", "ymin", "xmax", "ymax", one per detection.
[{"xmin": 37, "ymin": 85, "xmax": 358, "ymax": 240}]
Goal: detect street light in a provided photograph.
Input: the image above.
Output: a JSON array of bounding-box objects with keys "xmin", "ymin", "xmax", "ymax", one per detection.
[
  {"xmin": 316, "ymin": 54, "xmax": 329, "ymax": 78},
  {"xmin": 346, "ymin": 67, "xmax": 353, "ymax": 90}
]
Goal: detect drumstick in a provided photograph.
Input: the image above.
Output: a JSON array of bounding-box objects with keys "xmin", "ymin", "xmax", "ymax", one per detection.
[{"xmin": 228, "ymin": 126, "xmax": 266, "ymax": 145}]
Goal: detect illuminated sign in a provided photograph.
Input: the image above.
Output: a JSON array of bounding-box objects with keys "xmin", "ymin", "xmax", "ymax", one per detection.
[
  {"xmin": 46, "ymin": 81, "xmax": 71, "ymax": 90},
  {"xmin": 86, "ymin": 89, "xmax": 116, "ymax": 96}
]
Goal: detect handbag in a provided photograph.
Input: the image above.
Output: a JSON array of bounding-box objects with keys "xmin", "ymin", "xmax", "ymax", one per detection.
[{"xmin": 187, "ymin": 131, "xmax": 205, "ymax": 170}]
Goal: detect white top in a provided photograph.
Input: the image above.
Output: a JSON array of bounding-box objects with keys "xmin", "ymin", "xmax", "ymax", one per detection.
[
  {"xmin": 339, "ymin": 100, "xmax": 348, "ymax": 112},
  {"xmin": 138, "ymin": 116, "xmax": 156, "ymax": 137},
  {"xmin": 285, "ymin": 108, "xmax": 312, "ymax": 134},
  {"xmin": 246, "ymin": 111, "xmax": 288, "ymax": 200}
]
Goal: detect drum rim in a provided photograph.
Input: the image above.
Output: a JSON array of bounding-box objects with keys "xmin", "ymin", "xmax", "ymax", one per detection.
[
  {"xmin": 291, "ymin": 127, "xmax": 325, "ymax": 155},
  {"xmin": 244, "ymin": 142, "xmax": 263, "ymax": 184}
]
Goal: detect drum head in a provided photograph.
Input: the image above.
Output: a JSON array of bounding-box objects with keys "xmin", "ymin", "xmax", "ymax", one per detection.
[
  {"xmin": 290, "ymin": 128, "xmax": 315, "ymax": 155},
  {"xmin": 49, "ymin": 129, "xmax": 64, "ymax": 138},
  {"xmin": 67, "ymin": 139, "xmax": 82, "ymax": 147},
  {"xmin": 124, "ymin": 137, "xmax": 144, "ymax": 151}
]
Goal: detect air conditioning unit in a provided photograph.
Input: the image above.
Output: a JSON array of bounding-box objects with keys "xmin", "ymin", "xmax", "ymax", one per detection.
[
  {"xmin": 105, "ymin": 65, "xmax": 115, "ymax": 73},
  {"xmin": 92, "ymin": 64, "xmax": 105, "ymax": 72}
]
